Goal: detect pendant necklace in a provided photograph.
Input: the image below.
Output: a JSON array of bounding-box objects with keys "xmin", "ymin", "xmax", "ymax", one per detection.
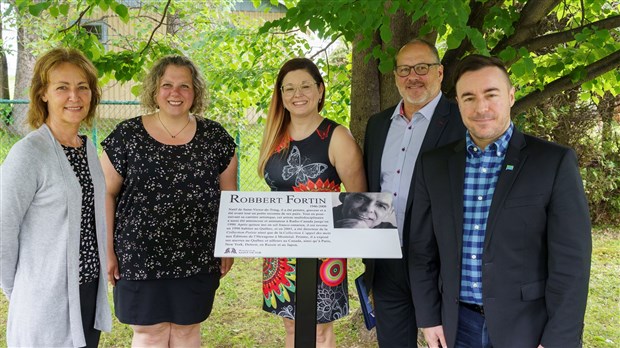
[{"xmin": 157, "ymin": 112, "xmax": 191, "ymax": 138}]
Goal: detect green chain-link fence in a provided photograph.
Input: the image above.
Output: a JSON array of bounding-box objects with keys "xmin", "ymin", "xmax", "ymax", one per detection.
[{"xmin": 0, "ymin": 99, "xmax": 268, "ymax": 192}]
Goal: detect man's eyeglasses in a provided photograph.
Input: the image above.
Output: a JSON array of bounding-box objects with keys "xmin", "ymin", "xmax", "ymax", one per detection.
[
  {"xmin": 280, "ymin": 82, "xmax": 319, "ymax": 97},
  {"xmin": 394, "ymin": 63, "xmax": 440, "ymax": 77}
]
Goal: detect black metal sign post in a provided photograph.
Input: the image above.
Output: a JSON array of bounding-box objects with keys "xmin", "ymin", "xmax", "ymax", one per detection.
[{"xmin": 294, "ymin": 257, "xmax": 318, "ymax": 347}]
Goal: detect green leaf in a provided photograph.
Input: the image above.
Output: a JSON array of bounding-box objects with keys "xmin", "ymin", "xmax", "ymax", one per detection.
[
  {"xmin": 379, "ymin": 16, "xmax": 392, "ymax": 43},
  {"xmin": 114, "ymin": 4, "xmax": 130, "ymax": 22},
  {"xmin": 510, "ymin": 60, "xmax": 526, "ymax": 78},
  {"xmin": 28, "ymin": 2, "xmax": 51, "ymax": 16},
  {"xmin": 378, "ymin": 56, "xmax": 393, "ymax": 74},
  {"xmin": 466, "ymin": 28, "xmax": 487, "ymax": 53},
  {"xmin": 98, "ymin": 1, "xmax": 109, "ymax": 12},
  {"xmin": 498, "ymin": 46, "xmax": 517, "ymax": 62},
  {"xmin": 446, "ymin": 31, "xmax": 465, "ymax": 49},
  {"xmin": 387, "ymin": 1, "xmax": 400, "ymax": 14},
  {"xmin": 49, "ymin": 5, "xmax": 59, "ymax": 17},
  {"xmin": 569, "ymin": 67, "xmax": 586, "ymax": 83},
  {"xmin": 130, "ymin": 84, "xmax": 142, "ymax": 97},
  {"xmin": 59, "ymin": 3, "xmax": 70, "ymax": 15},
  {"xmin": 578, "ymin": 92, "xmax": 592, "ymax": 102}
]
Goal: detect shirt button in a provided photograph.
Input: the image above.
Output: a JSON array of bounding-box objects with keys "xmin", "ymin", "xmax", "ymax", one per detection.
[
  {"xmin": 393, "ymin": 192, "xmax": 397, "ymax": 197},
  {"xmin": 473, "ymin": 148, "xmax": 478, "ymax": 152},
  {"xmin": 401, "ymin": 147, "xmax": 405, "ymax": 151},
  {"xmin": 478, "ymin": 196, "xmax": 483, "ymax": 200},
  {"xmin": 481, "ymin": 168, "xmax": 487, "ymax": 173},
  {"xmin": 396, "ymin": 169, "xmax": 401, "ymax": 174},
  {"xmin": 471, "ymin": 254, "xmax": 477, "ymax": 259},
  {"xmin": 408, "ymin": 126, "xmax": 412, "ymax": 130},
  {"xmin": 473, "ymin": 283, "xmax": 479, "ymax": 288},
  {"xmin": 474, "ymin": 225, "xmax": 480, "ymax": 230}
]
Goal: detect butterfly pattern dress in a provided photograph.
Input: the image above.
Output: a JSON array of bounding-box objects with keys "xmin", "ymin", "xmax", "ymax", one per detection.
[{"xmin": 262, "ymin": 118, "xmax": 349, "ymax": 323}]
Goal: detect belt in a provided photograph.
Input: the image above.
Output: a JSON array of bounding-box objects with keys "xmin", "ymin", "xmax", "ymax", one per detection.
[{"xmin": 460, "ymin": 301, "xmax": 484, "ymax": 316}]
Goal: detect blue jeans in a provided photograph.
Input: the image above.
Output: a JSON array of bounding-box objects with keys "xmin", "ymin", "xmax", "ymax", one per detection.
[{"xmin": 454, "ymin": 303, "xmax": 493, "ymax": 348}]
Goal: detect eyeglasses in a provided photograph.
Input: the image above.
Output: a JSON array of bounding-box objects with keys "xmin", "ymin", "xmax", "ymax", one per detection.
[
  {"xmin": 394, "ymin": 63, "xmax": 440, "ymax": 77},
  {"xmin": 280, "ymin": 82, "xmax": 319, "ymax": 97}
]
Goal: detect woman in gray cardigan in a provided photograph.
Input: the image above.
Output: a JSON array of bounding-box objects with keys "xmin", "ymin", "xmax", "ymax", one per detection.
[{"xmin": 0, "ymin": 48, "xmax": 111, "ymax": 347}]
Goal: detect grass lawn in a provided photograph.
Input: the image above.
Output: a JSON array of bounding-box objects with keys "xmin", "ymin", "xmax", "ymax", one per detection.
[
  {"xmin": 0, "ymin": 229, "xmax": 618, "ymax": 347},
  {"xmin": 1, "ymin": 128, "xmax": 618, "ymax": 346}
]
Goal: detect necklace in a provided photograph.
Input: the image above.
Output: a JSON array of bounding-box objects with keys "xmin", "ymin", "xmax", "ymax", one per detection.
[{"xmin": 157, "ymin": 112, "xmax": 191, "ymax": 138}]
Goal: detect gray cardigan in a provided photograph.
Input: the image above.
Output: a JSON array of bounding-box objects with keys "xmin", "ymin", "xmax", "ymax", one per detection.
[{"xmin": 0, "ymin": 124, "xmax": 112, "ymax": 347}]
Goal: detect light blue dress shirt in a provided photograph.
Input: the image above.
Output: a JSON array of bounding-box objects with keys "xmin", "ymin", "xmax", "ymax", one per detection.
[{"xmin": 380, "ymin": 92, "xmax": 442, "ymax": 245}]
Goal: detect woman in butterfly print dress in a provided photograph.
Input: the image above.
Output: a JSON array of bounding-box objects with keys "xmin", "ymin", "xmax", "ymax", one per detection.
[{"xmin": 258, "ymin": 58, "xmax": 366, "ymax": 347}]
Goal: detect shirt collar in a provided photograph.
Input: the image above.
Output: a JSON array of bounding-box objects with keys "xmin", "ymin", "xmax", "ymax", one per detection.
[
  {"xmin": 391, "ymin": 92, "xmax": 443, "ymax": 121},
  {"xmin": 466, "ymin": 122, "xmax": 514, "ymax": 157}
]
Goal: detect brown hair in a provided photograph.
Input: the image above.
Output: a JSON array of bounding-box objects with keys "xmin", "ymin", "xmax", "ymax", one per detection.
[
  {"xmin": 257, "ymin": 58, "xmax": 326, "ymax": 176},
  {"xmin": 453, "ymin": 54, "xmax": 512, "ymax": 87},
  {"xmin": 27, "ymin": 47, "xmax": 101, "ymax": 129},
  {"xmin": 140, "ymin": 55, "xmax": 207, "ymax": 115}
]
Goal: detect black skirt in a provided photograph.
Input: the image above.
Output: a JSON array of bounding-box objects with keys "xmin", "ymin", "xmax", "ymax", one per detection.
[{"xmin": 113, "ymin": 270, "xmax": 220, "ymax": 325}]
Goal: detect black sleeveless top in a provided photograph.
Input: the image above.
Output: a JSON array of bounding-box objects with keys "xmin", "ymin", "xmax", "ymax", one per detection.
[{"xmin": 264, "ymin": 118, "xmax": 341, "ymax": 191}]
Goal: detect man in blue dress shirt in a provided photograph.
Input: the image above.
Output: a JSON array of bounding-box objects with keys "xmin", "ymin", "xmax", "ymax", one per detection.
[{"xmin": 363, "ymin": 39, "xmax": 465, "ymax": 347}]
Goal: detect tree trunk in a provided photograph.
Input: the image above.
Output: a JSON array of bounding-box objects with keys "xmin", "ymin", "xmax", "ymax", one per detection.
[
  {"xmin": 11, "ymin": 25, "xmax": 37, "ymax": 135},
  {"xmin": 350, "ymin": 34, "xmax": 381, "ymax": 147},
  {"xmin": 350, "ymin": 7, "xmax": 426, "ymax": 147},
  {"xmin": 599, "ymin": 91, "xmax": 618, "ymax": 148},
  {"xmin": 0, "ymin": 19, "xmax": 10, "ymax": 100}
]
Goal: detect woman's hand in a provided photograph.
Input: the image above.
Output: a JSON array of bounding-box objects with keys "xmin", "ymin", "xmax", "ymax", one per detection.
[
  {"xmin": 220, "ymin": 257, "xmax": 234, "ymax": 278},
  {"xmin": 107, "ymin": 252, "xmax": 120, "ymax": 286}
]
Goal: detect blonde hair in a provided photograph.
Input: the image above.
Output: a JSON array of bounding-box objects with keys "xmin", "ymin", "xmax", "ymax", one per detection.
[
  {"xmin": 140, "ymin": 55, "xmax": 207, "ymax": 115},
  {"xmin": 257, "ymin": 58, "xmax": 325, "ymax": 176},
  {"xmin": 27, "ymin": 47, "xmax": 101, "ymax": 129}
]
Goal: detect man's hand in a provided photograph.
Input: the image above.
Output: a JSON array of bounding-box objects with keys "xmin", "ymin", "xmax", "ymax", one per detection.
[{"xmin": 422, "ymin": 325, "xmax": 447, "ymax": 348}]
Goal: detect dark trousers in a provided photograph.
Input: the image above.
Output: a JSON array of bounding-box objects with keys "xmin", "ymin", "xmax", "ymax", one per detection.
[
  {"xmin": 79, "ymin": 280, "xmax": 101, "ymax": 348},
  {"xmin": 455, "ymin": 303, "xmax": 493, "ymax": 348},
  {"xmin": 373, "ymin": 257, "xmax": 418, "ymax": 348}
]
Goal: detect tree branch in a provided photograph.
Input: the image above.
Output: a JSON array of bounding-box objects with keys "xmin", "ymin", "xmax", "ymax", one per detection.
[
  {"xmin": 512, "ymin": 49, "xmax": 620, "ymax": 115},
  {"xmin": 443, "ymin": 0, "xmax": 503, "ymax": 96},
  {"xmin": 58, "ymin": 5, "xmax": 92, "ymax": 34},
  {"xmin": 309, "ymin": 34, "xmax": 342, "ymax": 60},
  {"xmin": 269, "ymin": 29, "xmax": 301, "ymax": 35},
  {"xmin": 139, "ymin": 0, "xmax": 172, "ymax": 55},
  {"xmin": 521, "ymin": 15, "xmax": 620, "ymax": 53},
  {"xmin": 492, "ymin": 0, "xmax": 561, "ymax": 54}
]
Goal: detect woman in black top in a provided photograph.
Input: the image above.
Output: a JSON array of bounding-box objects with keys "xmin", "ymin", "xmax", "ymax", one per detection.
[{"xmin": 101, "ymin": 55, "xmax": 237, "ymax": 347}]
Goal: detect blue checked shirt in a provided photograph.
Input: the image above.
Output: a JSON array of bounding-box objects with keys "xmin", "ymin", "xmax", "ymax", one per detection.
[{"xmin": 460, "ymin": 123, "xmax": 514, "ymax": 305}]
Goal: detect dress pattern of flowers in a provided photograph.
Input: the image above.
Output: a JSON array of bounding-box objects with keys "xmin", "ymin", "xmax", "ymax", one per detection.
[{"xmin": 262, "ymin": 118, "xmax": 349, "ymax": 323}]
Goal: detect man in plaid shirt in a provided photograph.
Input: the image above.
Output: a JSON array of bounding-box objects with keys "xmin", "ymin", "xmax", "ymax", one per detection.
[{"xmin": 409, "ymin": 55, "xmax": 591, "ymax": 348}]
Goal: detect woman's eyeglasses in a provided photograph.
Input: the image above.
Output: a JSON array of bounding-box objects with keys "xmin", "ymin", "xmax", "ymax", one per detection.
[{"xmin": 280, "ymin": 82, "xmax": 319, "ymax": 97}]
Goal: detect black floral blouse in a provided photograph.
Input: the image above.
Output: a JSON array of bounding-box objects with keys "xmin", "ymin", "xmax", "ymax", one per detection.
[
  {"xmin": 62, "ymin": 136, "xmax": 99, "ymax": 285},
  {"xmin": 101, "ymin": 116, "xmax": 236, "ymax": 280}
]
